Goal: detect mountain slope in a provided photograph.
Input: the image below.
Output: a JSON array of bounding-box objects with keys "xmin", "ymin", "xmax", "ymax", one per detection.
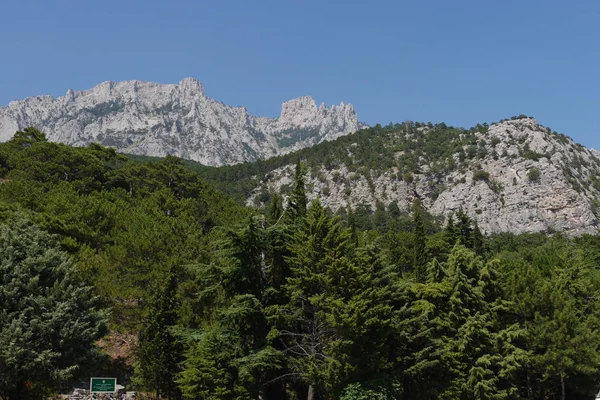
[
  {"xmin": 0, "ymin": 78, "xmax": 360, "ymax": 166},
  {"xmin": 191, "ymin": 117, "xmax": 600, "ymax": 235}
]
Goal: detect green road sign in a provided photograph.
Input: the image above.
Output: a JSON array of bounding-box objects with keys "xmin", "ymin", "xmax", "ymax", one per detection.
[{"xmin": 90, "ymin": 377, "xmax": 117, "ymax": 393}]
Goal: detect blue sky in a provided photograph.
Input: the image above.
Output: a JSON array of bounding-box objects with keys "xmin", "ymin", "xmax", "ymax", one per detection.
[{"xmin": 1, "ymin": 0, "xmax": 598, "ymax": 148}]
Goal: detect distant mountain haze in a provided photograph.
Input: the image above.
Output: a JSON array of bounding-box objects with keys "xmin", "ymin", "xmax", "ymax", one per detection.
[{"xmin": 0, "ymin": 78, "xmax": 361, "ymax": 166}]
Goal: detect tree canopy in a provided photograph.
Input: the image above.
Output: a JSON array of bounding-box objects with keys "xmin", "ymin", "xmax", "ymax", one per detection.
[
  {"xmin": 1, "ymin": 128, "xmax": 600, "ymax": 399},
  {"xmin": 0, "ymin": 216, "xmax": 107, "ymax": 400}
]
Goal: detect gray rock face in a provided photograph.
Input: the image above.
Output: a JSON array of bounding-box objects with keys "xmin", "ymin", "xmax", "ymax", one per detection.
[
  {"xmin": 248, "ymin": 118, "xmax": 600, "ymax": 236},
  {"xmin": 0, "ymin": 78, "xmax": 361, "ymax": 166}
]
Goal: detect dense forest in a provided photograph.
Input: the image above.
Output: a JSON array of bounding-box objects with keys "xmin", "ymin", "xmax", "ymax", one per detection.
[{"xmin": 2, "ymin": 128, "xmax": 600, "ymax": 399}]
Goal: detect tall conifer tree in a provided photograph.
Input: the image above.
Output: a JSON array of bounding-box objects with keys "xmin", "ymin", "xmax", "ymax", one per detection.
[
  {"xmin": 288, "ymin": 159, "xmax": 307, "ymax": 220},
  {"xmin": 134, "ymin": 268, "xmax": 182, "ymax": 399},
  {"xmin": 413, "ymin": 199, "xmax": 427, "ymax": 282}
]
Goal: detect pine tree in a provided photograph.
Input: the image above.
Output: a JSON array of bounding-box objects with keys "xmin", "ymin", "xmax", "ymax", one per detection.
[
  {"xmin": 347, "ymin": 203, "xmax": 359, "ymax": 245},
  {"xmin": 455, "ymin": 209, "xmax": 474, "ymax": 248},
  {"xmin": 413, "ymin": 199, "xmax": 427, "ymax": 282},
  {"xmin": 224, "ymin": 216, "xmax": 268, "ymax": 299},
  {"xmin": 513, "ymin": 242, "xmax": 600, "ymax": 399},
  {"xmin": 268, "ymin": 192, "xmax": 283, "ymax": 224},
  {"xmin": 10, "ymin": 127, "xmax": 48, "ymax": 148},
  {"xmin": 444, "ymin": 214, "xmax": 457, "ymax": 246},
  {"xmin": 133, "ymin": 268, "xmax": 182, "ymax": 399},
  {"xmin": 288, "ymin": 159, "xmax": 307, "ymax": 220},
  {"xmin": 177, "ymin": 295, "xmax": 282, "ymax": 400},
  {"xmin": 267, "ymin": 201, "xmax": 395, "ymax": 398},
  {"xmin": 403, "ymin": 245, "xmax": 527, "ymax": 399},
  {"xmin": 472, "ymin": 221, "xmax": 485, "ymax": 256}
]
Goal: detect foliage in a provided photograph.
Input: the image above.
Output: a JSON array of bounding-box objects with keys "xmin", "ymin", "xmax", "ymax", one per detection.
[
  {"xmin": 177, "ymin": 295, "xmax": 282, "ymax": 400},
  {"xmin": 3, "ymin": 128, "xmax": 600, "ymax": 398},
  {"xmin": 473, "ymin": 169, "xmax": 490, "ymax": 182},
  {"xmin": 133, "ymin": 268, "xmax": 182, "ymax": 399},
  {"xmin": 527, "ymin": 167, "xmax": 541, "ymax": 182},
  {"xmin": 267, "ymin": 201, "xmax": 396, "ymax": 397},
  {"xmin": 174, "ymin": 122, "xmax": 491, "ymax": 202},
  {"xmin": 0, "ymin": 216, "xmax": 107, "ymax": 400},
  {"xmin": 0, "ymin": 129, "xmax": 249, "ymax": 329},
  {"xmin": 339, "ymin": 378, "xmax": 403, "ymax": 400}
]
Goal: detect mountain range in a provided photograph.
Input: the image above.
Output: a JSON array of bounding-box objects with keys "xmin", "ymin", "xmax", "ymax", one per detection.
[
  {"xmin": 1, "ymin": 79, "xmax": 599, "ymax": 236},
  {"xmin": 0, "ymin": 78, "xmax": 361, "ymax": 166}
]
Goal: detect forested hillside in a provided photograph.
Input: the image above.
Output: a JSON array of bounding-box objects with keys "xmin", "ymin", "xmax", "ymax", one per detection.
[
  {"xmin": 2, "ymin": 128, "xmax": 600, "ymax": 399},
  {"xmin": 187, "ymin": 116, "xmax": 600, "ymax": 236}
]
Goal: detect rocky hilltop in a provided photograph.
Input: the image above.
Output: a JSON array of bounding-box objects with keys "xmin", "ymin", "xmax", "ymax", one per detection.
[
  {"xmin": 240, "ymin": 117, "xmax": 600, "ymax": 235},
  {"xmin": 0, "ymin": 78, "xmax": 361, "ymax": 166}
]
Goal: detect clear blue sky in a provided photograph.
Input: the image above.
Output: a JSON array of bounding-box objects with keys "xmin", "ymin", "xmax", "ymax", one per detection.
[{"xmin": 1, "ymin": 0, "xmax": 598, "ymax": 148}]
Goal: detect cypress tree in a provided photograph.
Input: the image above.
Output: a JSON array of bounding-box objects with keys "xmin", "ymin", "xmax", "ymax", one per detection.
[
  {"xmin": 288, "ymin": 159, "xmax": 307, "ymax": 220},
  {"xmin": 268, "ymin": 192, "xmax": 283, "ymax": 224},
  {"xmin": 445, "ymin": 214, "xmax": 457, "ymax": 246},
  {"xmin": 413, "ymin": 199, "xmax": 427, "ymax": 282},
  {"xmin": 455, "ymin": 209, "xmax": 473, "ymax": 248},
  {"xmin": 133, "ymin": 268, "xmax": 182, "ymax": 399},
  {"xmin": 347, "ymin": 203, "xmax": 359, "ymax": 246},
  {"xmin": 472, "ymin": 221, "xmax": 485, "ymax": 256}
]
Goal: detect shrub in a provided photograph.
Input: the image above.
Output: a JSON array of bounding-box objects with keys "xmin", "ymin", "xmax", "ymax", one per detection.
[
  {"xmin": 488, "ymin": 179, "xmax": 504, "ymax": 193},
  {"xmin": 527, "ymin": 168, "xmax": 541, "ymax": 182},
  {"xmin": 473, "ymin": 170, "xmax": 490, "ymax": 182}
]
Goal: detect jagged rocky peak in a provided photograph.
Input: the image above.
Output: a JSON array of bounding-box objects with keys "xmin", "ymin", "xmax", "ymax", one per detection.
[
  {"xmin": 280, "ymin": 96, "xmax": 318, "ymax": 125},
  {"xmin": 179, "ymin": 77, "xmax": 204, "ymax": 94},
  {"xmin": 0, "ymin": 78, "xmax": 361, "ymax": 166},
  {"xmin": 72, "ymin": 78, "xmax": 205, "ymax": 105},
  {"xmin": 278, "ymin": 96, "xmax": 355, "ymax": 126}
]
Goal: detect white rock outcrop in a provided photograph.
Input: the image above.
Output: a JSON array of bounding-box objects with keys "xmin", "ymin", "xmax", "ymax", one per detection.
[
  {"xmin": 248, "ymin": 118, "xmax": 600, "ymax": 236},
  {"xmin": 0, "ymin": 78, "xmax": 361, "ymax": 166}
]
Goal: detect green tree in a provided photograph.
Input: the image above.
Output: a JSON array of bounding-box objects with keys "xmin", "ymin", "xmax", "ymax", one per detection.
[
  {"xmin": 133, "ymin": 268, "xmax": 182, "ymax": 399},
  {"xmin": 268, "ymin": 193, "xmax": 283, "ymax": 224},
  {"xmin": 288, "ymin": 159, "xmax": 307, "ymax": 220},
  {"xmin": 268, "ymin": 201, "xmax": 395, "ymax": 398},
  {"xmin": 373, "ymin": 200, "xmax": 388, "ymax": 232},
  {"xmin": 0, "ymin": 217, "xmax": 107, "ymax": 400},
  {"xmin": 444, "ymin": 214, "xmax": 457, "ymax": 246},
  {"xmin": 9, "ymin": 127, "xmax": 48, "ymax": 148},
  {"xmin": 498, "ymin": 240, "xmax": 600, "ymax": 399},
  {"xmin": 455, "ymin": 209, "xmax": 474, "ymax": 248},
  {"xmin": 347, "ymin": 204, "xmax": 359, "ymax": 246},
  {"xmin": 387, "ymin": 200, "xmax": 401, "ymax": 220},
  {"xmin": 224, "ymin": 216, "xmax": 268, "ymax": 299},
  {"xmin": 402, "ymin": 245, "xmax": 527, "ymax": 399},
  {"xmin": 472, "ymin": 221, "xmax": 485, "ymax": 256},
  {"xmin": 413, "ymin": 199, "xmax": 427, "ymax": 282},
  {"xmin": 177, "ymin": 295, "xmax": 282, "ymax": 400}
]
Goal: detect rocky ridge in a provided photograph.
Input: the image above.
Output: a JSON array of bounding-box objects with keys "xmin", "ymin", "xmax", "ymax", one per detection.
[
  {"xmin": 0, "ymin": 78, "xmax": 361, "ymax": 166},
  {"xmin": 247, "ymin": 118, "xmax": 600, "ymax": 235}
]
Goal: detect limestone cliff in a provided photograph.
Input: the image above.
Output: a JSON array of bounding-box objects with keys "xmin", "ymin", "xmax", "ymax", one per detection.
[
  {"xmin": 246, "ymin": 118, "xmax": 600, "ymax": 236},
  {"xmin": 0, "ymin": 78, "xmax": 361, "ymax": 166}
]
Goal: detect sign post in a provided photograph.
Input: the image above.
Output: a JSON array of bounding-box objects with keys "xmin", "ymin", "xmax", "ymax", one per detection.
[{"xmin": 90, "ymin": 377, "xmax": 117, "ymax": 393}]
